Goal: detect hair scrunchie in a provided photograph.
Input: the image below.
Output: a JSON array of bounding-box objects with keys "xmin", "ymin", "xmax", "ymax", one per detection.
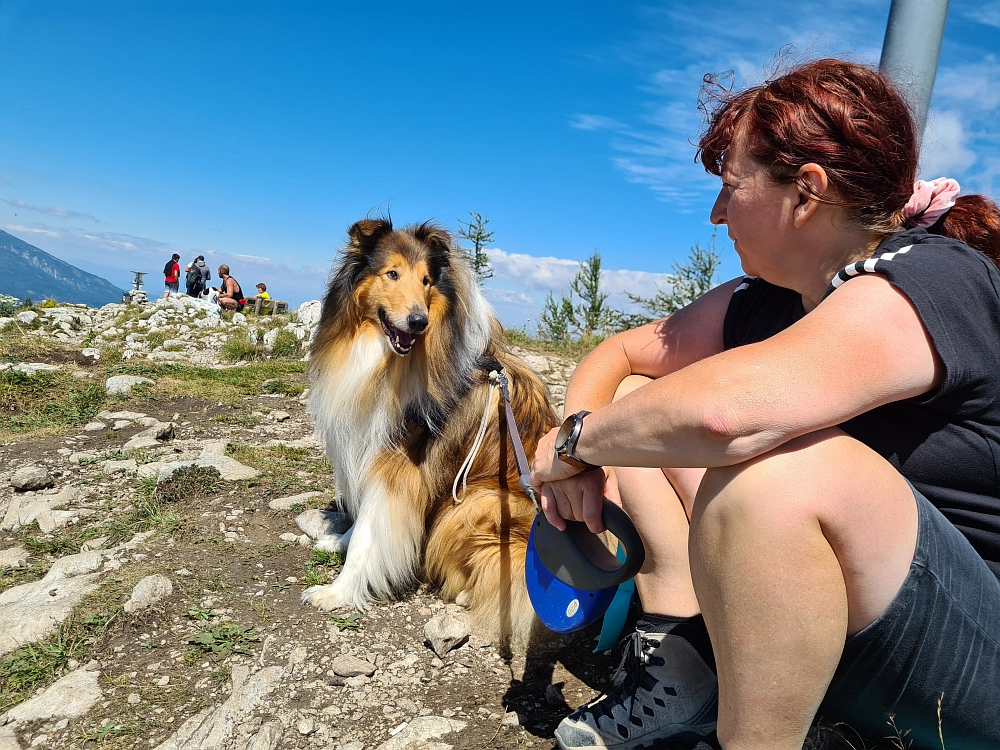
[{"xmin": 903, "ymin": 178, "xmax": 961, "ymax": 227}]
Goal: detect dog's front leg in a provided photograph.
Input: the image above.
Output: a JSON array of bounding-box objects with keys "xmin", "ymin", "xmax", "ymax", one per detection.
[{"xmin": 301, "ymin": 482, "xmax": 422, "ymax": 611}]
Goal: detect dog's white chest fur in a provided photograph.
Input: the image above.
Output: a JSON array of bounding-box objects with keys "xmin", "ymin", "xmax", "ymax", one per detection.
[{"xmin": 307, "ymin": 333, "xmax": 409, "ymax": 515}]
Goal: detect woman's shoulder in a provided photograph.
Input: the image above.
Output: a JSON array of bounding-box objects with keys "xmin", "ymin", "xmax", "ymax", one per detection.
[{"xmin": 831, "ymin": 227, "xmax": 1000, "ymax": 295}]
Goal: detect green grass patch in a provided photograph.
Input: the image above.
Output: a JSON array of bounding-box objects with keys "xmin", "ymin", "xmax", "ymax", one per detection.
[
  {"xmin": 0, "ymin": 559, "xmax": 49, "ymax": 594},
  {"xmin": 0, "ymin": 611, "xmax": 117, "ymax": 712},
  {"xmin": 302, "ymin": 547, "xmax": 344, "ymax": 587},
  {"xmin": 220, "ymin": 330, "xmax": 265, "ymax": 362},
  {"xmin": 504, "ymin": 326, "xmax": 604, "ymax": 359},
  {"xmin": 14, "ymin": 489, "xmax": 182, "ymax": 564},
  {"xmin": 261, "ymin": 377, "xmax": 305, "ymax": 396},
  {"xmin": 270, "ymin": 329, "xmax": 302, "ymax": 359},
  {"xmin": 145, "ymin": 330, "xmax": 168, "ymax": 350},
  {"xmin": 0, "ymin": 369, "xmax": 107, "ymax": 439},
  {"xmin": 106, "ymin": 360, "xmax": 307, "ymax": 405}
]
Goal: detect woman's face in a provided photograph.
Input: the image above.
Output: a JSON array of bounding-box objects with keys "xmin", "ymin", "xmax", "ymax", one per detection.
[{"xmin": 709, "ymin": 146, "xmax": 799, "ymax": 280}]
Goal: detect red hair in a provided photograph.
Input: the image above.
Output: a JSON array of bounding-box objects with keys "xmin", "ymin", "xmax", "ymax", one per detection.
[{"xmin": 697, "ymin": 59, "xmax": 1000, "ymax": 266}]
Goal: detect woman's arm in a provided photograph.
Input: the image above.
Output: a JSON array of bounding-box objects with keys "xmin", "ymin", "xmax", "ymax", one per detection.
[
  {"xmin": 571, "ymin": 274, "xmax": 943, "ymax": 470},
  {"xmin": 561, "ymin": 277, "xmax": 743, "ymax": 417}
]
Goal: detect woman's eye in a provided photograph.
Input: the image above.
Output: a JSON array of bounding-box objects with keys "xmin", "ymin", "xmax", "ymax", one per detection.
[{"xmin": 387, "ymin": 270, "xmax": 399, "ymax": 280}]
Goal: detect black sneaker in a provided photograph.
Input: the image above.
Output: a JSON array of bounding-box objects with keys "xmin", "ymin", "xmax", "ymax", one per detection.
[{"xmin": 555, "ymin": 628, "xmax": 718, "ymax": 750}]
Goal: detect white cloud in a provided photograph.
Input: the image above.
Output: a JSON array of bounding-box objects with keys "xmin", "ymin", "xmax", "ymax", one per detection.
[
  {"xmin": 935, "ymin": 59, "xmax": 1000, "ymax": 112},
  {"xmin": 485, "ymin": 288, "xmax": 534, "ymax": 307},
  {"xmin": 5, "ymin": 224, "xmax": 59, "ymax": 237},
  {"xmin": 569, "ymin": 114, "xmax": 625, "ymax": 131},
  {"xmin": 487, "ymin": 247, "xmax": 675, "ymax": 300},
  {"xmin": 2, "ymin": 198, "xmax": 99, "ymax": 222},
  {"xmin": 920, "ymin": 109, "xmax": 978, "ymax": 179},
  {"xmin": 964, "ymin": 2, "xmax": 1000, "ymax": 28}
]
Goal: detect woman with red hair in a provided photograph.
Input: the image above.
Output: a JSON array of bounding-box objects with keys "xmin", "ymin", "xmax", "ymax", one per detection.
[{"xmin": 532, "ymin": 58, "xmax": 1000, "ymax": 750}]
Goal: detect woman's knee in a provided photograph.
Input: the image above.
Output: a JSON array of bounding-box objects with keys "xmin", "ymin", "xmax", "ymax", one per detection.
[
  {"xmin": 612, "ymin": 374, "xmax": 653, "ymax": 402},
  {"xmin": 693, "ymin": 428, "xmax": 853, "ymax": 531}
]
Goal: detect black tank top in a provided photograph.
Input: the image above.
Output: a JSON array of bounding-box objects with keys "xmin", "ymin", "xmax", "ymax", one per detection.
[{"xmin": 723, "ymin": 227, "xmax": 1000, "ymax": 577}]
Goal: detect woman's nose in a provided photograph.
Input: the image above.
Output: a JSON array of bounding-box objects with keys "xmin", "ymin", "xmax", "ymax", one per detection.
[{"xmin": 710, "ymin": 188, "xmax": 728, "ymax": 225}]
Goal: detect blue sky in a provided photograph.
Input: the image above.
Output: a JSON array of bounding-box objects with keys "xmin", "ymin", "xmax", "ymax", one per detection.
[{"xmin": 1, "ymin": 1, "xmax": 997, "ymax": 328}]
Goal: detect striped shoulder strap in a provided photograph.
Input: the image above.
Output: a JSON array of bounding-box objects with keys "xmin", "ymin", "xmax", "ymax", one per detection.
[{"xmin": 829, "ymin": 245, "xmax": 915, "ymax": 291}]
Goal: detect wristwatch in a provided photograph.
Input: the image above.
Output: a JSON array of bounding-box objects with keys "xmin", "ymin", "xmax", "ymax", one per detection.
[{"xmin": 554, "ymin": 410, "xmax": 599, "ymax": 471}]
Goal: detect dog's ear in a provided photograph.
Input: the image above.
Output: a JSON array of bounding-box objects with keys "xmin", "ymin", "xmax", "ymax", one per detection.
[
  {"xmin": 411, "ymin": 222, "xmax": 452, "ymax": 257},
  {"xmin": 347, "ymin": 219, "xmax": 392, "ymax": 254}
]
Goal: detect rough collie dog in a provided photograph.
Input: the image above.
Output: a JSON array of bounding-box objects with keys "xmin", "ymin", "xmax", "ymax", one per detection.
[{"xmin": 302, "ymin": 218, "xmax": 557, "ymax": 650}]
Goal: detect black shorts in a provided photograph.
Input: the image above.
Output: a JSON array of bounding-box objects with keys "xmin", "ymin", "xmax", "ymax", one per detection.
[{"xmin": 821, "ymin": 487, "xmax": 1000, "ymax": 749}]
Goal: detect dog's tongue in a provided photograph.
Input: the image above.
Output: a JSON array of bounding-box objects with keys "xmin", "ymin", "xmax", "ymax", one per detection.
[{"xmin": 396, "ymin": 330, "xmax": 414, "ymax": 349}]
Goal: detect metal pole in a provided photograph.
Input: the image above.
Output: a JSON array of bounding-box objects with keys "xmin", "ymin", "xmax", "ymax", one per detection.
[{"xmin": 879, "ymin": 0, "xmax": 951, "ymax": 139}]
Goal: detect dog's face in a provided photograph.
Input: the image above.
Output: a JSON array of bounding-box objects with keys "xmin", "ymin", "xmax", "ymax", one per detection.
[{"xmin": 343, "ymin": 220, "xmax": 452, "ymax": 356}]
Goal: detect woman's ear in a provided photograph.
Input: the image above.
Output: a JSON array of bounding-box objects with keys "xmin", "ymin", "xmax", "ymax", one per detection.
[{"xmin": 793, "ymin": 163, "xmax": 830, "ymax": 229}]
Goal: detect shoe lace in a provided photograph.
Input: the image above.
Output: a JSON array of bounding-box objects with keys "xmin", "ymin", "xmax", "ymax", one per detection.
[{"xmin": 588, "ymin": 629, "xmax": 664, "ymax": 722}]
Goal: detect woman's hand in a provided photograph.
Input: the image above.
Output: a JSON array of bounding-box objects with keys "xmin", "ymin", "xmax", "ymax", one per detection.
[{"xmin": 531, "ymin": 427, "xmax": 619, "ymax": 534}]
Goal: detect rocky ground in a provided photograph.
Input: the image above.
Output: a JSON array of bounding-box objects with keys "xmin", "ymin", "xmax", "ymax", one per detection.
[{"xmin": 0, "ymin": 298, "xmax": 623, "ymax": 750}]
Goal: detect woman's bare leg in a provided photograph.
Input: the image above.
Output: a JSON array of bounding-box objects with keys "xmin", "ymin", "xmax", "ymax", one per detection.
[
  {"xmin": 690, "ymin": 428, "xmax": 918, "ymax": 750},
  {"xmin": 611, "ymin": 375, "xmax": 703, "ymax": 616}
]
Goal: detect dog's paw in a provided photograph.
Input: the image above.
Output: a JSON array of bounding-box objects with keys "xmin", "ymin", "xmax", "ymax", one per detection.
[{"xmin": 301, "ymin": 583, "xmax": 355, "ymax": 611}]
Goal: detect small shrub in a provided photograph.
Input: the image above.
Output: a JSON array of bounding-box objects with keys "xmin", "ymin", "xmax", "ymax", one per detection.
[
  {"xmin": 220, "ymin": 330, "xmax": 265, "ymax": 362},
  {"xmin": 156, "ymin": 465, "xmax": 225, "ymax": 503},
  {"xmin": 40, "ymin": 298, "xmax": 58, "ymax": 308},
  {"xmin": 187, "ymin": 623, "xmax": 260, "ymax": 661},
  {"xmin": 0, "ymin": 294, "xmax": 19, "ymax": 316},
  {"xmin": 270, "ymin": 329, "xmax": 302, "ymax": 359}
]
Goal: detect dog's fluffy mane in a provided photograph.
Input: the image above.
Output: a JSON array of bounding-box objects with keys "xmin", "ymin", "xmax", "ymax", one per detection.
[{"xmin": 312, "ymin": 218, "xmax": 495, "ymax": 436}]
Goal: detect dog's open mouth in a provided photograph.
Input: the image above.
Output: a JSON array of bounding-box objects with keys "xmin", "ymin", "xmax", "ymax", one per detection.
[{"xmin": 378, "ymin": 308, "xmax": 415, "ymax": 355}]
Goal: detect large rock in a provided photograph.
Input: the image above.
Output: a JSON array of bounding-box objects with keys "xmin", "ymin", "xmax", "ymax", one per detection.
[
  {"xmin": 3, "ymin": 664, "xmax": 102, "ymax": 725},
  {"xmin": 297, "ymin": 300, "xmax": 322, "ymax": 328},
  {"xmin": 124, "ymin": 574, "xmax": 174, "ymax": 613},
  {"xmin": 15, "ymin": 311, "xmax": 38, "ymax": 325},
  {"xmin": 13, "ymin": 362, "xmax": 61, "ymax": 376},
  {"xmin": 0, "ymin": 546, "xmax": 28, "ymax": 570},
  {"xmin": 295, "ymin": 509, "xmax": 353, "ymax": 539},
  {"xmin": 331, "ymin": 654, "xmax": 377, "ymax": 677},
  {"xmin": 375, "ymin": 716, "xmax": 467, "ymax": 750},
  {"xmin": 267, "ymin": 491, "xmax": 326, "ymax": 511},
  {"xmin": 152, "ymin": 666, "xmax": 284, "ymax": 750},
  {"xmin": 106, "ymin": 375, "xmax": 155, "ymax": 395},
  {"xmin": 157, "ymin": 456, "xmax": 259, "ymax": 483},
  {"xmin": 0, "ymin": 552, "xmax": 105, "ymax": 657},
  {"xmin": 423, "ymin": 613, "xmax": 471, "ymax": 657},
  {"xmin": 10, "ymin": 465, "xmax": 53, "ymax": 491}
]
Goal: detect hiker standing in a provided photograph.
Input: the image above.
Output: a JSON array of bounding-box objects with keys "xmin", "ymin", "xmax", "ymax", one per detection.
[
  {"xmin": 184, "ymin": 255, "xmax": 211, "ymax": 297},
  {"xmin": 217, "ymin": 264, "xmax": 245, "ymax": 312},
  {"xmin": 163, "ymin": 253, "xmax": 181, "ymax": 297}
]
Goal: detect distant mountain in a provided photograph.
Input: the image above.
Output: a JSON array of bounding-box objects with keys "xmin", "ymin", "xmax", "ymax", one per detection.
[{"xmin": 0, "ymin": 229, "xmax": 125, "ymax": 306}]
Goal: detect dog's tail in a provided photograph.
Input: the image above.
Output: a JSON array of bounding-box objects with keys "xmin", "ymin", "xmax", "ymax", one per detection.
[{"xmin": 424, "ymin": 485, "xmax": 539, "ymax": 656}]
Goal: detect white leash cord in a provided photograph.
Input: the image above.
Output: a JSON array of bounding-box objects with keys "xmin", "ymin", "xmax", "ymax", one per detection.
[{"xmin": 452, "ymin": 370, "xmax": 503, "ymax": 503}]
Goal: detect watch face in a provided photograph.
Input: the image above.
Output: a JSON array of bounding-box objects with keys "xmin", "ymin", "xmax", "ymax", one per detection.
[{"xmin": 555, "ymin": 415, "xmax": 577, "ymax": 451}]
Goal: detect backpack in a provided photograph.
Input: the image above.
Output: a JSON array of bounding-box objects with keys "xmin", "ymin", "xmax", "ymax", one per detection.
[
  {"xmin": 163, "ymin": 260, "xmax": 175, "ymax": 277},
  {"xmin": 186, "ymin": 265, "xmax": 202, "ymax": 289}
]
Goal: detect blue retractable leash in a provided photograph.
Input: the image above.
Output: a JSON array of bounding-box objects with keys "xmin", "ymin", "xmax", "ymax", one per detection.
[{"xmin": 494, "ymin": 370, "xmax": 645, "ymax": 634}]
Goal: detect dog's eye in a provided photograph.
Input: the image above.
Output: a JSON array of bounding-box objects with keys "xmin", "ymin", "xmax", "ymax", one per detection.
[
  {"xmin": 423, "ymin": 277, "xmax": 430, "ymax": 287},
  {"xmin": 386, "ymin": 270, "xmax": 399, "ymax": 281}
]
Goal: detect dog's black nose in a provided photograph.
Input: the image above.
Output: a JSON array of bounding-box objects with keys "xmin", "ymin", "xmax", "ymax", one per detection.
[{"xmin": 407, "ymin": 312, "xmax": 429, "ymax": 334}]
